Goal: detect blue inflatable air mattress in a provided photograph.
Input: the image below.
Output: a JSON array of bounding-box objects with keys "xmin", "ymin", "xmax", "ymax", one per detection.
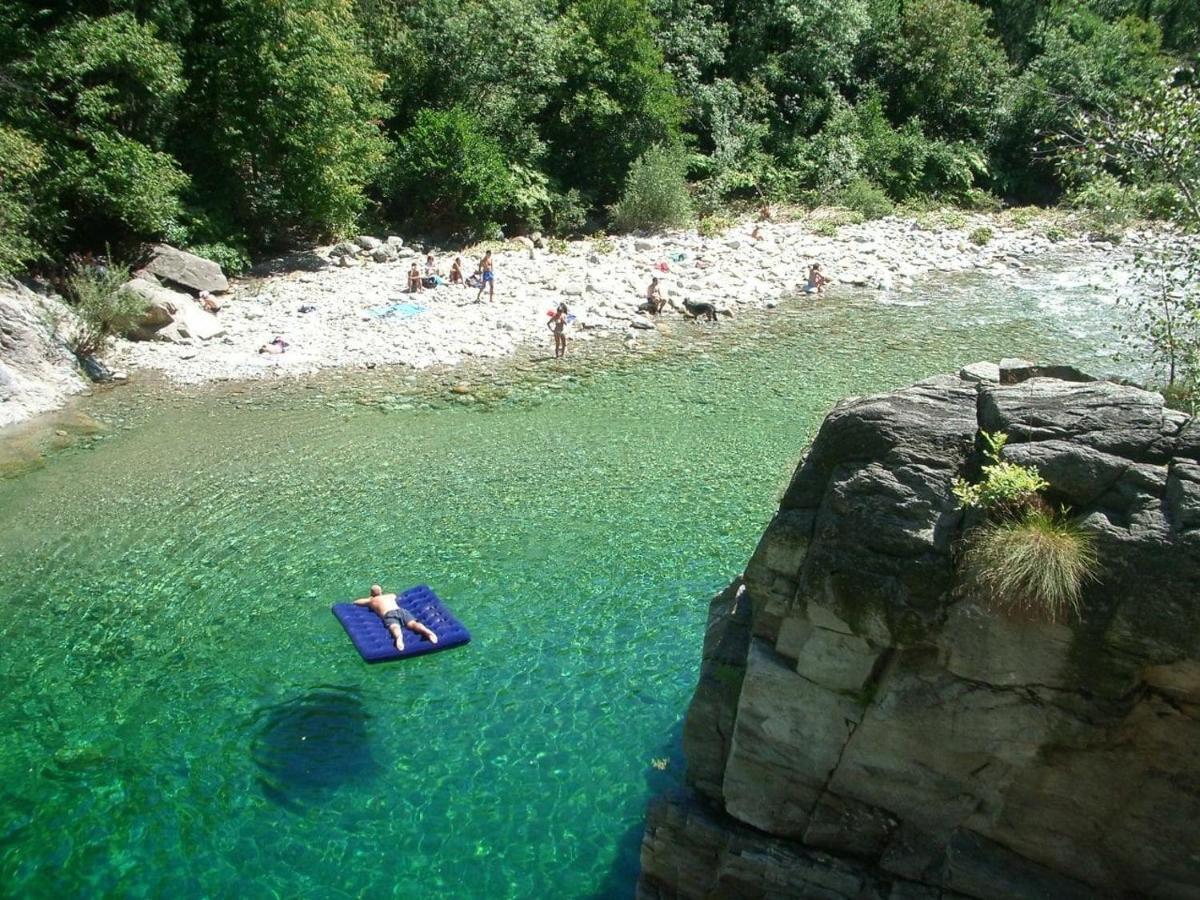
[{"xmin": 331, "ymin": 585, "xmax": 470, "ymax": 663}]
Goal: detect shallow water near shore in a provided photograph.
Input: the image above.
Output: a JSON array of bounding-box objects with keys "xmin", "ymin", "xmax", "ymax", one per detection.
[{"xmin": 0, "ymin": 255, "xmax": 1123, "ymax": 897}]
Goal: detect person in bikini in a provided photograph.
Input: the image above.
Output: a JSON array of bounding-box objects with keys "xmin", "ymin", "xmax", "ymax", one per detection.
[
  {"xmin": 548, "ymin": 302, "xmax": 568, "ymax": 358},
  {"xmin": 353, "ymin": 584, "xmax": 439, "ymax": 651}
]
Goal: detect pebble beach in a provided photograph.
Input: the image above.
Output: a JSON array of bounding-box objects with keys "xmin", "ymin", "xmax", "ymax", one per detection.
[{"xmin": 109, "ymin": 211, "xmax": 1107, "ymax": 385}]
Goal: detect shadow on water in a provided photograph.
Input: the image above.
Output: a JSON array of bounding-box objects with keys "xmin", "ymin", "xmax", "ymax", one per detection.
[
  {"xmin": 249, "ymin": 684, "xmax": 381, "ymax": 810},
  {"xmin": 588, "ymin": 718, "xmax": 687, "ymax": 900}
]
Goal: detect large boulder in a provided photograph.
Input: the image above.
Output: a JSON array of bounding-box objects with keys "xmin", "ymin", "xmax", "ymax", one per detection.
[
  {"xmin": 144, "ymin": 244, "xmax": 229, "ymax": 294},
  {"xmin": 120, "ymin": 278, "xmax": 224, "ymax": 342},
  {"xmin": 640, "ymin": 367, "xmax": 1200, "ymax": 900},
  {"xmin": 0, "ymin": 279, "xmax": 87, "ymax": 428}
]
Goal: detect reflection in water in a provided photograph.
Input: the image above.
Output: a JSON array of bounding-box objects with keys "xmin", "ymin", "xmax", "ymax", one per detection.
[{"xmin": 249, "ymin": 685, "xmax": 379, "ymax": 808}]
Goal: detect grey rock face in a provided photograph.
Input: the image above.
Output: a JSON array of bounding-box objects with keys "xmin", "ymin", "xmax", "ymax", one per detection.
[
  {"xmin": 354, "ymin": 235, "xmax": 382, "ymax": 250},
  {"xmin": 0, "ymin": 279, "xmax": 86, "ymax": 428},
  {"xmin": 144, "ymin": 244, "xmax": 229, "ymax": 294},
  {"xmin": 640, "ymin": 368, "xmax": 1200, "ymax": 900}
]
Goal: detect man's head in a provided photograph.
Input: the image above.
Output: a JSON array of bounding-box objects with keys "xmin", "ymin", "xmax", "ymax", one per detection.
[{"xmin": 370, "ymin": 584, "xmax": 382, "ymax": 597}]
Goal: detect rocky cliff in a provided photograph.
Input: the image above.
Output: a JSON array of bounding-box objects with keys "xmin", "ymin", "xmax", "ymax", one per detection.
[
  {"xmin": 639, "ymin": 364, "xmax": 1200, "ymax": 899},
  {"xmin": 0, "ymin": 278, "xmax": 86, "ymax": 429}
]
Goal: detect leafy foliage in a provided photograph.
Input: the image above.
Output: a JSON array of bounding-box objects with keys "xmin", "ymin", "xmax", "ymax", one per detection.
[
  {"xmin": 953, "ymin": 430, "xmax": 1049, "ymax": 516},
  {"xmin": 839, "ymin": 178, "xmax": 894, "ymax": 220},
  {"xmin": 188, "ymin": 0, "xmax": 388, "ymax": 244},
  {"xmin": 542, "ymin": 0, "xmax": 683, "ymax": 202},
  {"xmin": 1062, "ymin": 74, "xmax": 1200, "ymax": 228},
  {"xmin": 609, "ymin": 145, "xmax": 694, "ymax": 231},
  {"xmin": 0, "ymin": 126, "xmax": 45, "ymax": 274},
  {"xmin": 387, "ymin": 107, "xmax": 515, "ymax": 233},
  {"xmin": 63, "ymin": 258, "xmax": 140, "ymax": 356},
  {"xmin": 1118, "ymin": 242, "xmax": 1200, "ymax": 389},
  {"xmin": 876, "ymin": 0, "xmax": 1011, "ymax": 142},
  {"xmin": 6, "ymin": 12, "xmax": 188, "ymax": 251}
]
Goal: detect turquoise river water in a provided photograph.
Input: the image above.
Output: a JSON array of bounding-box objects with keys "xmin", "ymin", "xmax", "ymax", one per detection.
[{"xmin": 0, "ymin": 257, "xmax": 1123, "ymax": 898}]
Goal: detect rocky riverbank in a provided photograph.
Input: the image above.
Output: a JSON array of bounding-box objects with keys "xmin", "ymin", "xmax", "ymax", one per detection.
[
  {"xmin": 0, "ymin": 278, "xmax": 87, "ymax": 428},
  {"xmin": 107, "ymin": 211, "xmax": 1107, "ymax": 386},
  {"xmin": 638, "ymin": 363, "xmax": 1200, "ymax": 899}
]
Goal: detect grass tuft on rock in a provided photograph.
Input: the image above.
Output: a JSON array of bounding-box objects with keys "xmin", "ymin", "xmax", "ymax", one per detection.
[{"xmin": 961, "ymin": 510, "xmax": 1099, "ymax": 623}]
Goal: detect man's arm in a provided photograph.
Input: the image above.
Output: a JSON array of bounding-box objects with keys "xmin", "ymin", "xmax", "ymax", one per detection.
[{"xmin": 352, "ymin": 596, "xmax": 372, "ymax": 606}]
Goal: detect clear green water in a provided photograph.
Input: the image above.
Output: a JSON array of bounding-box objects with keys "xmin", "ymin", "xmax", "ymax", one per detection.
[{"xmin": 0, "ymin": 259, "xmax": 1119, "ymax": 898}]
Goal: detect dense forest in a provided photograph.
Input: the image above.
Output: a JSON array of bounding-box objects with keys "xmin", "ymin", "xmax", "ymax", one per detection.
[{"xmin": 1, "ymin": 0, "xmax": 1197, "ymax": 275}]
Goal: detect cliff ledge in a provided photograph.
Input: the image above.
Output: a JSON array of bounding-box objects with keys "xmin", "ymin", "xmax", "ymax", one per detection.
[{"xmin": 639, "ymin": 363, "xmax": 1200, "ymax": 899}]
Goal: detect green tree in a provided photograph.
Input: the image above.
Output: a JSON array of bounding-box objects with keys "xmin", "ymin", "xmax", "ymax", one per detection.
[
  {"xmin": 187, "ymin": 0, "xmax": 388, "ymax": 244},
  {"xmin": 877, "ymin": 0, "xmax": 1011, "ymax": 142},
  {"xmin": 0, "ymin": 126, "xmax": 45, "ymax": 273},
  {"xmin": 387, "ymin": 107, "xmax": 515, "ymax": 232},
  {"xmin": 609, "ymin": 144, "xmax": 693, "ymax": 231},
  {"xmin": 991, "ymin": 10, "xmax": 1167, "ymax": 201},
  {"xmin": 362, "ymin": 0, "xmax": 562, "ymax": 168},
  {"xmin": 726, "ymin": 0, "xmax": 870, "ymax": 136},
  {"xmin": 542, "ymin": 0, "xmax": 683, "ymax": 202},
  {"xmin": 1061, "ymin": 75, "xmax": 1200, "ymax": 402},
  {"xmin": 647, "ymin": 0, "xmax": 727, "ymax": 129},
  {"xmin": 4, "ymin": 12, "xmax": 188, "ymax": 250}
]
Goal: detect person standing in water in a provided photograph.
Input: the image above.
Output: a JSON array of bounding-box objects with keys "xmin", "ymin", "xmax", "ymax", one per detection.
[
  {"xmin": 805, "ymin": 263, "xmax": 830, "ymax": 294},
  {"xmin": 476, "ymin": 250, "xmax": 495, "ymax": 302},
  {"xmin": 353, "ymin": 584, "xmax": 439, "ymax": 652},
  {"xmin": 548, "ymin": 302, "xmax": 568, "ymax": 358}
]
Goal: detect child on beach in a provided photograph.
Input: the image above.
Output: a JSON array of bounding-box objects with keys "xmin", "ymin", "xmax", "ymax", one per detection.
[
  {"xmin": 450, "ymin": 257, "xmax": 465, "ymax": 285},
  {"xmin": 407, "ymin": 262, "xmax": 423, "ymax": 293},
  {"xmin": 548, "ymin": 302, "xmax": 568, "ymax": 358}
]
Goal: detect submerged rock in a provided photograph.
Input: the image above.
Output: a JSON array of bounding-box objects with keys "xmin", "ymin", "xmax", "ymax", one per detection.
[{"xmin": 639, "ymin": 367, "xmax": 1200, "ymax": 899}]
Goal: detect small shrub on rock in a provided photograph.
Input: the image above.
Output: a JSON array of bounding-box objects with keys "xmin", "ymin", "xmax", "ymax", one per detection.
[
  {"xmin": 697, "ymin": 215, "xmax": 734, "ymax": 238},
  {"xmin": 954, "ymin": 430, "xmax": 1100, "ymax": 622},
  {"xmin": 961, "ymin": 511, "xmax": 1099, "ymax": 623},
  {"xmin": 969, "ymin": 226, "xmax": 993, "ymax": 246},
  {"xmin": 63, "ymin": 260, "xmax": 138, "ymax": 356},
  {"xmin": 953, "ymin": 431, "xmax": 1048, "ymax": 516}
]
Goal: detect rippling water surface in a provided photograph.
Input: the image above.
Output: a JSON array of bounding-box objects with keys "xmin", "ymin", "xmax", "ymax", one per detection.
[{"xmin": 0, "ymin": 256, "xmax": 1123, "ymax": 897}]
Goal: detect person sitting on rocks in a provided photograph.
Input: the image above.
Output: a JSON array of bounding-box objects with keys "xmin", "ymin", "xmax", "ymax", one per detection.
[
  {"xmin": 805, "ymin": 263, "xmax": 831, "ymax": 294},
  {"xmin": 683, "ymin": 299, "xmax": 719, "ymax": 322},
  {"xmin": 353, "ymin": 584, "xmax": 439, "ymax": 652},
  {"xmin": 199, "ymin": 290, "xmax": 222, "ymax": 313},
  {"xmin": 449, "ymin": 256, "xmax": 465, "ymax": 285},
  {"xmin": 640, "ymin": 276, "xmax": 666, "ymax": 314},
  {"xmin": 407, "ymin": 262, "xmax": 423, "ymax": 293},
  {"xmin": 259, "ymin": 336, "xmax": 289, "ymax": 354},
  {"xmin": 423, "ymin": 253, "xmax": 443, "ymax": 288}
]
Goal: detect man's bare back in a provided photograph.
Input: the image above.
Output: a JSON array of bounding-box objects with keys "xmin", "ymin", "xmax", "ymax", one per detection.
[{"xmin": 353, "ymin": 584, "xmax": 439, "ymax": 651}]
